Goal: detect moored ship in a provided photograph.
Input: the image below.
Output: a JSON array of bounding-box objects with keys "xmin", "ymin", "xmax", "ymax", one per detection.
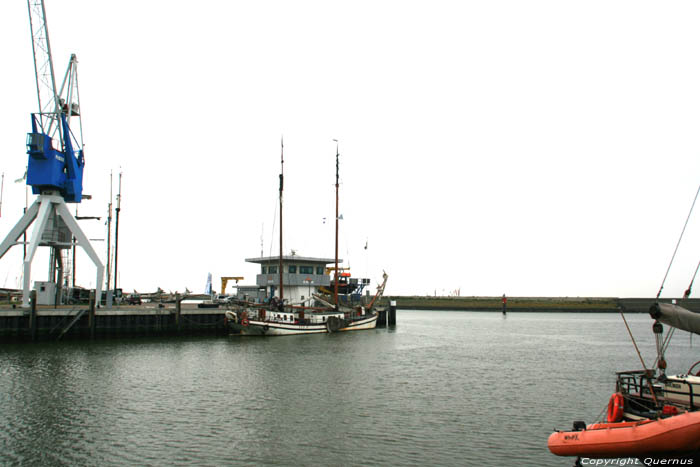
[{"xmin": 225, "ymin": 140, "xmax": 388, "ymax": 336}]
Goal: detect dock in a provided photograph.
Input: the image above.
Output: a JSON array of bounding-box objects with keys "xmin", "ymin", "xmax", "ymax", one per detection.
[
  {"xmin": 0, "ymin": 294, "xmax": 228, "ymax": 341},
  {"xmin": 0, "ymin": 292, "xmax": 396, "ymax": 341}
]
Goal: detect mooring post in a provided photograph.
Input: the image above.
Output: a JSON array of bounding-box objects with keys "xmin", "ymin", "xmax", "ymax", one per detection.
[
  {"xmin": 175, "ymin": 294, "xmax": 181, "ymax": 333},
  {"xmin": 388, "ymin": 300, "xmax": 397, "ymax": 326},
  {"xmin": 377, "ymin": 308, "xmax": 386, "ymax": 327},
  {"xmin": 29, "ymin": 289, "xmax": 37, "ymax": 341},
  {"xmin": 89, "ymin": 290, "xmax": 96, "ymax": 339}
]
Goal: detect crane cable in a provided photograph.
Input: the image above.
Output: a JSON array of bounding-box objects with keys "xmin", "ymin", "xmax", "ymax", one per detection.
[{"xmin": 656, "ymin": 183, "xmax": 700, "ymax": 300}]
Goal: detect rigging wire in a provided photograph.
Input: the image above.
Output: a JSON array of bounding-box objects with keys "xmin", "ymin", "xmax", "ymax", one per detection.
[
  {"xmin": 656, "ymin": 183, "xmax": 700, "ymax": 299},
  {"xmin": 619, "ymin": 308, "xmax": 650, "ymax": 373},
  {"xmin": 661, "ymin": 326, "xmax": 676, "ymax": 356},
  {"xmin": 683, "ymin": 258, "xmax": 700, "ymax": 299},
  {"xmin": 652, "ymin": 325, "xmax": 677, "ymax": 370},
  {"xmin": 619, "ymin": 307, "xmax": 658, "ymax": 404}
]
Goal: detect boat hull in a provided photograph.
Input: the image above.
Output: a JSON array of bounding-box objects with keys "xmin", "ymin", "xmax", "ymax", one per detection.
[
  {"xmin": 228, "ymin": 313, "xmax": 378, "ymax": 336},
  {"xmin": 548, "ymin": 411, "xmax": 700, "ymax": 458}
]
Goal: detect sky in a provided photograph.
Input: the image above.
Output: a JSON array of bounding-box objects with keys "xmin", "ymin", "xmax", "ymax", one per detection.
[{"xmin": 1, "ymin": 1, "xmax": 700, "ymax": 298}]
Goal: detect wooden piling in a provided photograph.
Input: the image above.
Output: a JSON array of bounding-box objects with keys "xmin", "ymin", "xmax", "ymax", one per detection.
[
  {"xmin": 388, "ymin": 300, "xmax": 397, "ymax": 326},
  {"xmin": 29, "ymin": 290, "xmax": 37, "ymax": 341},
  {"xmin": 89, "ymin": 291, "xmax": 96, "ymax": 339},
  {"xmin": 175, "ymin": 295, "xmax": 182, "ymax": 333}
]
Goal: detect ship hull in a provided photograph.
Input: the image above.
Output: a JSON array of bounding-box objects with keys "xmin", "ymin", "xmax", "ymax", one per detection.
[
  {"xmin": 548, "ymin": 411, "xmax": 700, "ymax": 458},
  {"xmin": 227, "ymin": 312, "xmax": 378, "ymax": 336}
]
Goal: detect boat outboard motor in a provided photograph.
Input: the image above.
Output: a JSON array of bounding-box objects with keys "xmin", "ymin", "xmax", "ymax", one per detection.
[{"xmin": 572, "ymin": 421, "xmax": 586, "ymax": 431}]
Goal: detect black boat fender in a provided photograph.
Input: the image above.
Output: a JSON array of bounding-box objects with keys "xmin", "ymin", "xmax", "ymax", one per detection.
[{"xmin": 326, "ymin": 316, "xmax": 345, "ymax": 332}]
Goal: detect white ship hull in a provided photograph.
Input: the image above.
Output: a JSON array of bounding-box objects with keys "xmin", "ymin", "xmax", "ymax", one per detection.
[{"xmin": 229, "ymin": 312, "xmax": 378, "ymax": 336}]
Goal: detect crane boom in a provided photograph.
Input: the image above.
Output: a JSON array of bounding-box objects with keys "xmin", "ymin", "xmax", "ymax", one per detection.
[
  {"xmin": 25, "ymin": 0, "xmax": 85, "ymax": 203},
  {"xmin": 221, "ymin": 277, "xmax": 244, "ymax": 295},
  {"xmin": 27, "ymin": 0, "xmax": 61, "ymax": 139}
]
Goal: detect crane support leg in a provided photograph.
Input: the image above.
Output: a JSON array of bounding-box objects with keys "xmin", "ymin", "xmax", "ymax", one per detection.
[
  {"xmin": 55, "ymin": 200, "xmax": 103, "ymax": 307},
  {"xmin": 0, "ymin": 200, "xmax": 40, "ymax": 260},
  {"xmin": 22, "ymin": 196, "xmax": 53, "ymax": 306},
  {"xmin": 0, "ymin": 193, "xmax": 104, "ymax": 308}
]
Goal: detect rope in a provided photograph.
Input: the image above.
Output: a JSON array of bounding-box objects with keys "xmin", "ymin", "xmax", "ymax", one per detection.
[
  {"xmin": 652, "ymin": 326, "xmax": 676, "ymax": 369},
  {"xmin": 593, "ymin": 403, "xmax": 607, "ymax": 424},
  {"xmin": 657, "ymin": 183, "xmax": 700, "ymax": 299},
  {"xmin": 619, "ymin": 308, "xmax": 649, "ymax": 371}
]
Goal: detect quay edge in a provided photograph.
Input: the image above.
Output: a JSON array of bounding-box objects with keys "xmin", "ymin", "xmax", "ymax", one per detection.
[
  {"xmin": 0, "ymin": 301, "xmax": 229, "ymax": 342},
  {"xmin": 381, "ymin": 296, "xmax": 700, "ymax": 313}
]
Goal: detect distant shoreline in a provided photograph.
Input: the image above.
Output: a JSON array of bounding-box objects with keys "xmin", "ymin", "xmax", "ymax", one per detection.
[{"xmin": 381, "ymin": 296, "xmax": 700, "ymax": 313}]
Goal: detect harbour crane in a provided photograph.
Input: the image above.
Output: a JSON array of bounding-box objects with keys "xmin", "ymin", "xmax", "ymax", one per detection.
[
  {"xmin": 221, "ymin": 276, "xmax": 244, "ymax": 295},
  {"xmin": 0, "ymin": 0, "xmax": 104, "ymax": 307}
]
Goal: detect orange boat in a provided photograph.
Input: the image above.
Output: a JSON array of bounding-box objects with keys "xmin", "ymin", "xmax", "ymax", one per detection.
[{"xmin": 548, "ymin": 411, "xmax": 700, "ymax": 458}]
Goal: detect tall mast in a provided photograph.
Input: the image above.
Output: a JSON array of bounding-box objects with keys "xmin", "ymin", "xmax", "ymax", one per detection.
[
  {"xmin": 113, "ymin": 171, "xmax": 122, "ymax": 291},
  {"xmin": 106, "ymin": 171, "xmax": 113, "ymax": 293},
  {"xmin": 334, "ymin": 140, "xmax": 339, "ymax": 309},
  {"xmin": 278, "ymin": 138, "xmax": 284, "ymax": 305}
]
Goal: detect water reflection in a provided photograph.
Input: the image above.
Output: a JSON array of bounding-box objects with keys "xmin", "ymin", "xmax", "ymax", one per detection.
[{"xmin": 0, "ymin": 312, "xmax": 696, "ymax": 466}]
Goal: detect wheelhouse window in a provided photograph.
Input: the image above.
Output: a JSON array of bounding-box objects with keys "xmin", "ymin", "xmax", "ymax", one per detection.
[
  {"xmin": 300, "ymin": 266, "xmax": 313, "ymax": 274},
  {"xmin": 261, "ymin": 266, "xmax": 267, "ymax": 274},
  {"xmin": 268, "ymin": 266, "xmax": 278, "ymax": 274},
  {"xmin": 288, "ymin": 265, "xmax": 297, "ymax": 273},
  {"xmin": 316, "ymin": 267, "xmax": 324, "ymax": 275}
]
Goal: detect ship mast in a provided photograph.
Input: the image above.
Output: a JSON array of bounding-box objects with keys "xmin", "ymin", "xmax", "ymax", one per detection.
[
  {"xmin": 278, "ymin": 138, "xmax": 284, "ymax": 307},
  {"xmin": 334, "ymin": 140, "xmax": 339, "ymax": 310}
]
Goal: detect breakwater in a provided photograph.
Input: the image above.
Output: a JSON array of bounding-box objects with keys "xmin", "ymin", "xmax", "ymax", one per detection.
[{"xmin": 383, "ymin": 296, "xmax": 700, "ymax": 313}]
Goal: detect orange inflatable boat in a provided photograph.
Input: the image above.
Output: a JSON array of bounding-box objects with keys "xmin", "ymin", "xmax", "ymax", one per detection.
[{"xmin": 548, "ymin": 411, "xmax": 700, "ymax": 458}]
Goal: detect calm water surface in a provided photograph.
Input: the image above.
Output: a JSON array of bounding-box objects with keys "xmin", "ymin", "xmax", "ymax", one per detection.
[{"xmin": 1, "ymin": 310, "xmax": 697, "ymax": 466}]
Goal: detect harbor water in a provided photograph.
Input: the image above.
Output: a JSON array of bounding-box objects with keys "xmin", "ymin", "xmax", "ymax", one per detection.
[{"xmin": 1, "ymin": 310, "xmax": 696, "ymax": 466}]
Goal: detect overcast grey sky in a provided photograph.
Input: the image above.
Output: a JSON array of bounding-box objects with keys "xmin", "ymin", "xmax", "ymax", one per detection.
[{"xmin": 1, "ymin": 1, "xmax": 700, "ymax": 298}]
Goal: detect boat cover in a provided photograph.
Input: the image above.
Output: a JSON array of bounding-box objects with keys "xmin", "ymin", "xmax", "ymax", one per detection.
[{"xmin": 650, "ymin": 303, "xmax": 700, "ymax": 335}]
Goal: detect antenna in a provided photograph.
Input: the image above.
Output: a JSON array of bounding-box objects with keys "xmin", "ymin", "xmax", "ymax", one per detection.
[
  {"xmin": 0, "ymin": 173, "xmax": 4, "ymax": 217},
  {"xmin": 106, "ymin": 171, "xmax": 113, "ymax": 295}
]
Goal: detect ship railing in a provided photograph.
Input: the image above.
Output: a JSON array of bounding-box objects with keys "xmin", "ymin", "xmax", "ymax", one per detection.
[
  {"xmin": 616, "ymin": 370, "xmax": 698, "ymax": 412},
  {"xmin": 662, "ymin": 376, "xmax": 698, "ymax": 410},
  {"xmin": 616, "ymin": 370, "xmax": 660, "ymax": 415}
]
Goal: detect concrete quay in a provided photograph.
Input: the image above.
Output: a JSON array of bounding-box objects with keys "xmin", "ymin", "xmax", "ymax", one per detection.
[
  {"xmin": 0, "ymin": 296, "xmax": 227, "ymax": 341},
  {"xmin": 385, "ymin": 296, "xmax": 700, "ymax": 313}
]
